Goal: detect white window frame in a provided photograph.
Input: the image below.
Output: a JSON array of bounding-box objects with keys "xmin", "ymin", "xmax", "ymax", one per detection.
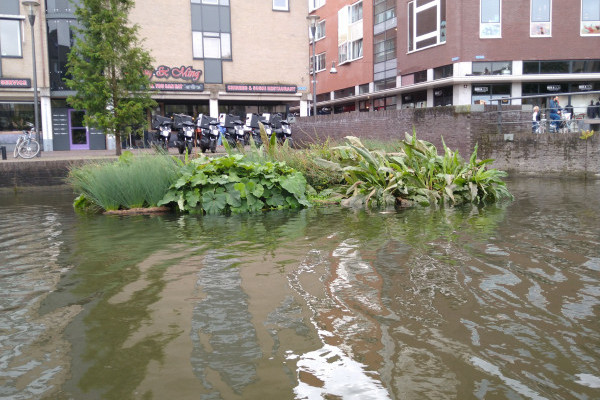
[
  {"xmin": 581, "ymin": 0, "xmax": 600, "ymax": 36},
  {"xmin": 350, "ymin": 1, "xmax": 363, "ymax": 23},
  {"xmin": 193, "ymin": 31, "xmax": 231, "ymax": 59},
  {"xmin": 309, "ymin": 0, "xmax": 325, "ymax": 12},
  {"xmin": 273, "ymin": 0, "xmax": 289, "ymax": 11},
  {"xmin": 480, "ymin": 0, "xmax": 501, "ymax": 38},
  {"xmin": 338, "ymin": 1, "xmax": 363, "ymax": 65},
  {"xmin": 315, "ymin": 19, "xmax": 325, "ymax": 40},
  {"xmin": 531, "ymin": 0, "xmax": 552, "ymax": 37},
  {"xmin": 0, "ymin": 16, "xmax": 23, "ymax": 57},
  {"xmin": 311, "ymin": 52, "xmax": 326, "ymax": 73},
  {"xmin": 407, "ymin": 0, "xmax": 446, "ymax": 53}
]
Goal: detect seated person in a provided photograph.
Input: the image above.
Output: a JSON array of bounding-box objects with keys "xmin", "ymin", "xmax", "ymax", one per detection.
[{"xmin": 548, "ymin": 96, "xmax": 562, "ymax": 131}]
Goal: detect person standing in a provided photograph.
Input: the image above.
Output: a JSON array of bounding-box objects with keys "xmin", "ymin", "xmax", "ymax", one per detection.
[{"xmin": 532, "ymin": 106, "xmax": 541, "ymax": 133}]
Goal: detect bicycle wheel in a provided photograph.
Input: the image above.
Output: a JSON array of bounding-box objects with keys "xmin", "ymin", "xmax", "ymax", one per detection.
[
  {"xmin": 18, "ymin": 139, "xmax": 40, "ymax": 159},
  {"xmin": 13, "ymin": 137, "xmax": 23, "ymax": 158}
]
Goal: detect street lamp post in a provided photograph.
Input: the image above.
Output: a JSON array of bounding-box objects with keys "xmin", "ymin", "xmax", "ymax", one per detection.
[
  {"xmin": 22, "ymin": 1, "xmax": 41, "ymax": 156},
  {"xmin": 306, "ymin": 15, "xmax": 320, "ymax": 118}
]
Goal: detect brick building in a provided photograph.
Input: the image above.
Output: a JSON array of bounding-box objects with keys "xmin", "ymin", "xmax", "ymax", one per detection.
[
  {"xmin": 307, "ymin": 0, "xmax": 600, "ymax": 115},
  {"xmin": 1, "ymin": 0, "xmax": 599, "ymax": 151},
  {"xmin": 0, "ymin": 0, "xmax": 310, "ymax": 151}
]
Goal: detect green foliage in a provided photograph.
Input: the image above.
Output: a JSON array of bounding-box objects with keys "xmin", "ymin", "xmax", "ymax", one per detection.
[
  {"xmin": 329, "ymin": 131, "xmax": 513, "ymax": 209},
  {"xmin": 68, "ymin": 154, "xmax": 180, "ymax": 211},
  {"xmin": 579, "ymin": 129, "xmax": 596, "ymax": 140},
  {"xmin": 157, "ymin": 154, "xmax": 311, "ymax": 214},
  {"xmin": 65, "ymin": 0, "xmax": 157, "ymax": 156}
]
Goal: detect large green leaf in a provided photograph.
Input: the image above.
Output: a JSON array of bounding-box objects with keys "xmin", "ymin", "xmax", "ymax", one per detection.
[
  {"xmin": 279, "ymin": 173, "xmax": 307, "ymax": 197},
  {"xmin": 202, "ymin": 189, "xmax": 227, "ymax": 214}
]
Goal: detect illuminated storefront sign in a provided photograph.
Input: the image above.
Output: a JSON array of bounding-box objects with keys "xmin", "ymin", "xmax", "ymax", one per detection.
[
  {"xmin": 150, "ymin": 82, "xmax": 205, "ymax": 92},
  {"xmin": 0, "ymin": 78, "xmax": 31, "ymax": 88},
  {"xmin": 145, "ymin": 65, "xmax": 203, "ymax": 82},
  {"xmin": 225, "ymin": 84, "xmax": 297, "ymax": 93}
]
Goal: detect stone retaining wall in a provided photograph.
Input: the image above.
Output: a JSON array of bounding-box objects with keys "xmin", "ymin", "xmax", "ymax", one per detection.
[{"xmin": 293, "ymin": 105, "xmax": 599, "ymax": 178}]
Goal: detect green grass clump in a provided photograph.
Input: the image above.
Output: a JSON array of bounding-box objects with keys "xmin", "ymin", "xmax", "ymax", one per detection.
[{"xmin": 68, "ymin": 152, "xmax": 180, "ymax": 211}]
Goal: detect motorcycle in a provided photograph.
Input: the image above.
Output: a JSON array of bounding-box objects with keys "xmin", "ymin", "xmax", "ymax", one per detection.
[
  {"xmin": 245, "ymin": 113, "xmax": 272, "ymax": 147},
  {"xmin": 151, "ymin": 115, "xmax": 172, "ymax": 150},
  {"xmin": 196, "ymin": 114, "xmax": 220, "ymax": 153},
  {"xmin": 173, "ymin": 113, "xmax": 195, "ymax": 155},
  {"xmin": 270, "ymin": 113, "xmax": 293, "ymax": 146},
  {"xmin": 222, "ymin": 114, "xmax": 247, "ymax": 147}
]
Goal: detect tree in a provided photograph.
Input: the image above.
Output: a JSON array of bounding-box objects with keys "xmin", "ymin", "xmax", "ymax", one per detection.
[{"xmin": 66, "ymin": 0, "xmax": 156, "ymax": 156}]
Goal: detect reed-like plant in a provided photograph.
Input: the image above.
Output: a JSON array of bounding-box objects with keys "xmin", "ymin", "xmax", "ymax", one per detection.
[
  {"xmin": 68, "ymin": 152, "xmax": 180, "ymax": 211},
  {"xmin": 327, "ymin": 131, "xmax": 513, "ymax": 208}
]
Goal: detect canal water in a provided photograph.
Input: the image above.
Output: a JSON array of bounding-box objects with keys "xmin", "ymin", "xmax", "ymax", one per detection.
[{"xmin": 0, "ymin": 178, "xmax": 598, "ymax": 400}]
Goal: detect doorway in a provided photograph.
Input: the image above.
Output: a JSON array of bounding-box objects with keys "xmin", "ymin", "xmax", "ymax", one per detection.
[{"xmin": 69, "ymin": 109, "xmax": 89, "ymax": 150}]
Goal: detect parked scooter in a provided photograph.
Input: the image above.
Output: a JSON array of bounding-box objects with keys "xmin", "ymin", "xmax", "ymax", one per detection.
[
  {"xmin": 270, "ymin": 113, "xmax": 293, "ymax": 146},
  {"xmin": 196, "ymin": 114, "xmax": 220, "ymax": 153},
  {"xmin": 151, "ymin": 115, "xmax": 172, "ymax": 150},
  {"xmin": 245, "ymin": 113, "xmax": 272, "ymax": 147},
  {"xmin": 222, "ymin": 114, "xmax": 247, "ymax": 147},
  {"xmin": 173, "ymin": 113, "xmax": 195, "ymax": 154}
]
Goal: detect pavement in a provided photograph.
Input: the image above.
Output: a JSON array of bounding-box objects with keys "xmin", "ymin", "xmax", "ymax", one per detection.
[{"xmin": 1, "ymin": 146, "xmax": 225, "ymax": 163}]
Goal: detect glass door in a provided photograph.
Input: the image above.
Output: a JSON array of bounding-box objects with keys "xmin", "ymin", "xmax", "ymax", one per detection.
[{"xmin": 69, "ymin": 109, "xmax": 89, "ymax": 150}]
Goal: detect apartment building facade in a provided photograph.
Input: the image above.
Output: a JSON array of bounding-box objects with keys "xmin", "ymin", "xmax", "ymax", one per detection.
[
  {"xmin": 309, "ymin": 0, "xmax": 600, "ymax": 115},
  {"xmin": 0, "ymin": 0, "xmax": 310, "ymax": 151}
]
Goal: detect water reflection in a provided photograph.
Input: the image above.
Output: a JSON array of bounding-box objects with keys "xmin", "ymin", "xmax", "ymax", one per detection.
[{"xmin": 0, "ymin": 179, "xmax": 598, "ymax": 399}]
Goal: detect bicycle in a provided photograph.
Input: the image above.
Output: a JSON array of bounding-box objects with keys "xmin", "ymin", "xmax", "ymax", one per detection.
[{"xmin": 14, "ymin": 123, "xmax": 40, "ymax": 159}]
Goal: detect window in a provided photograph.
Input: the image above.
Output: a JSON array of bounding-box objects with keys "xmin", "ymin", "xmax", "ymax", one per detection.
[
  {"xmin": 581, "ymin": 0, "xmax": 600, "ymax": 35},
  {"xmin": 193, "ymin": 32, "xmax": 231, "ymax": 59},
  {"xmin": 311, "ymin": 53, "xmax": 326, "ymax": 72},
  {"xmin": 374, "ymin": 33, "xmax": 396, "ymax": 63},
  {"xmin": 191, "ymin": 1, "xmax": 232, "ymax": 60},
  {"xmin": 480, "ymin": 0, "xmax": 501, "ymax": 38},
  {"xmin": 0, "ymin": 0, "xmax": 19, "ymax": 14},
  {"xmin": 351, "ymin": 1, "xmax": 363, "ymax": 23},
  {"xmin": 351, "ymin": 39, "xmax": 363, "ymax": 59},
  {"xmin": 524, "ymin": 59, "xmax": 600, "ymax": 73},
  {"xmin": 472, "ymin": 61, "xmax": 512, "ymax": 75},
  {"xmin": 273, "ymin": 0, "xmax": 289, "ymax": 11},
  {"xmin": 374, "ymin": 0, "xmax": 396, "ymax": 25},
  {"xmin": 338, "ymin": 2, "xmax": 363, "ymax": 64},
  {"xmin": 192, "ymin": 0, "xmax": 229, "ymax": 4},
  {"xmin": 531, "ymin": 0, "xmax": 551, "ymax": 36},
  {"xmin": 408, "ymin": 0, "xmax": 446, "ymax": 52},
  {"xmin": 0, "ymin": 18, "xmax": 22, "ymax": 57},
  {"xmin": 309, "ymin": 0, "xmax": 325, "ymax": 12},
  {"xmin": 434, "ymin": 64, "xmax": 453, "ymax": 79},
  {"xmin": 315, "ymin": 20, "xmax": 325, "ymax": 40}
]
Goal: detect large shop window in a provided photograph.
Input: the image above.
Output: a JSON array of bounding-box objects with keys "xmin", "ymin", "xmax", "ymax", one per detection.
[
  {"xmin": 531, "ymin": 0, "xmax": 551, "ymax": 37},
  {"xmin": 0, "ymin": 103, "xmax": 35, "ymax": 132},
  {"xmin": 408, "ymin": 0, "xmax": 446, "ymax": 52},
  {"xmin": 480, "ymin": 0, "xmax": 501, "ymax": 38},
  {"xmin": 472, "ymin": 61, "xmax": 512, "ymax": 75},
  {"xmin": 581, "ymin": 0, "xmax": 600, "ymax": 35},
  {"xmin": 338, "ymin": 1, "xmax": 363, "ymax": 65},
  {"xmin": 472, "ymin": 83, "xmax": 511, "ymax": 105}
]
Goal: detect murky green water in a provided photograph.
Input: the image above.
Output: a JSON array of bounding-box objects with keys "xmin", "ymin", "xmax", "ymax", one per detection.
[{"xmin": 0, "ymin": 179, "xmax": 599, "ymax": 400}]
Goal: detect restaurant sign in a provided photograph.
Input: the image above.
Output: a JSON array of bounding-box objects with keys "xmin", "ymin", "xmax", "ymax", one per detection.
[
  {"xmin": 226, "ymin": 84, "xmax": 297, "ymax": 93},
  {"xmin": 145, "ymin": 65, "xmax": 203, "ymax": 82},
  {"xmin": 150, "ymin": 82, "xmax": 205, "ymax": 92},
  {"xmin": 0, "ymin": 78, "xmax": 31, "ymax": 88}
]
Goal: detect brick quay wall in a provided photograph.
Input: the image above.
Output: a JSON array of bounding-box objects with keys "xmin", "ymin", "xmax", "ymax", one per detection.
[
  {"xmin": 293, "ymin": 105, "xmax": 600, "ymax": 178},
  {"xmin": 1, "ymin": 105, "xmax": 598, "ymax": 188}
]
